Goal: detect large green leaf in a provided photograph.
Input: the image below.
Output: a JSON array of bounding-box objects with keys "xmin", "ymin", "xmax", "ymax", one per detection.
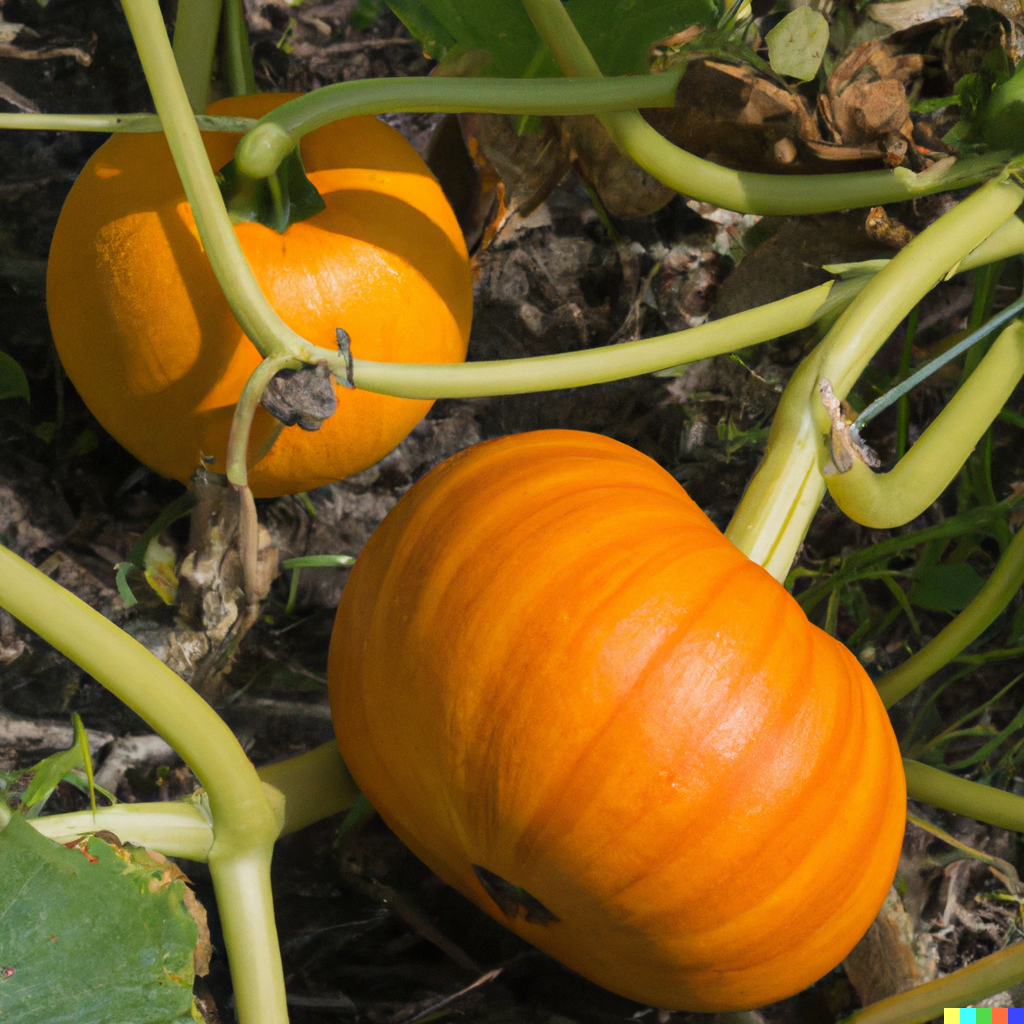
[
  {"xmin": 386, "ymin": 0, "xmax": 716, "ymax": 78},
  {"xmin": 0, "ymin": 814, "xmax": 199, "ymax": 1024},
  {"xmin": 908, "ymin": 563, "xmax": 986, "ymax": 613}
]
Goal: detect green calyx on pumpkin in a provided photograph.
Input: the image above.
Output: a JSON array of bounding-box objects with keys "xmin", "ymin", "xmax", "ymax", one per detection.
[{"xmin": 216, "ymin": 145, "xmax": 325, "ymax": 234}]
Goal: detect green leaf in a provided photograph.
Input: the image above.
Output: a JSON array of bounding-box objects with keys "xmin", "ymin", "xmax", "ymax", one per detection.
[
  {"xmin": 19, "ymin": 736, "xmax": 86, "ymax": 817},
  {"xmin": 982, "ymin": 55, "xmax": 1024, "ymax": 151},
  {"xmin": 386, "ymin": 0, "xmax": 716, "ymax": 79},
  {"xmin": 765, "ymin": 7, "xmax": 828, "ymax": 82},
  {"xmin": 350, "ymin": 0, "xmax": 387, "ymax": 31},
  {"xmin": 32, "ymin": 421, "xmax": 55, "ymax": 444},
  {"xmin": 336, "ymin": 792, "xmax": 375, "ymax": 838},
  {"xmin": 114, "ymin": 562, "xmax": 139, "ymax": 607},
  {"xmin": 73, "ymin": 711, "xmax": 99, "ymax": 813},
  {"xmin": 386, "ymin": 0, "xmax": 455, "ymax": 60},
  {"xmin": 281, "ymin": 554, "xmax": 356, "ymax": 569},
  {"xmin": 0, "ymin": 814, "xmax": 198, "ymax": 1024},
  {"xmin": 67, "ymin": 428, "xmax": 98, "ymax": 458},
  {"xmin": 943, "ymin": 45, "xmax": 1017, "ymax": 148},
  {"xmin": 0, "ymin": 350, "xmax": 30, "ymax": 403},
  {"xmin": 908, "ymin": 563, "xmax": 986, "ymax": 613}
]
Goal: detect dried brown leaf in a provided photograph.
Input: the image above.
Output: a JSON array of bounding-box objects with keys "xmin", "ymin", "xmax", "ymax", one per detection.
[
  {"xmin": 823, "ymin": 41, "xmax": 922, "ymax": 162},
  {"xmin": 563, "ymin": 114, "xmax": 677, "ymax": 218},
  {"xmin": 645, "ymin": 60, "xmax": 818, "ymax": 173},
  {"xmin": 456, "ymin": 111, "xmax": 571, "ymax": 219}
]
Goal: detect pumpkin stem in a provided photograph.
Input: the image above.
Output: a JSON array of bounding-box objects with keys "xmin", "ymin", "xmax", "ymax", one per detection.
[
  {"xmin": 217, "ymin": 147, "xmax": 326, "ymax": 233},
  {"xmin": 221, "ymin": 0, "xmax": 256, "ymax": 98}
]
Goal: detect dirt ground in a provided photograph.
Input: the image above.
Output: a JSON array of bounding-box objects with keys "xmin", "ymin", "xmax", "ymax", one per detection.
[{"xmin": 3, "ymin": 1, "xmax": 1024, "ymax": 1022}]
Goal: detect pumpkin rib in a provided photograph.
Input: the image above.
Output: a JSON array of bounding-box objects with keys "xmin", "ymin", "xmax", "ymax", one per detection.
[
  {"xmin": 591, "ymin": 569, "xmax": 809, "ymax": 899},
  {"xmin": 440, "ymin": 499, "xmax": 749, "ymax": 863},
  {"xmin": 507, "ymin": 556, "xmax": 760, "ymax": 874},
  {"xmin": 546, "ymin": 574, "xmax": 823, "ymax": 913},
  {"xmin": 672, "ymin": 651, "xmax": 902, "ymax": 964}
]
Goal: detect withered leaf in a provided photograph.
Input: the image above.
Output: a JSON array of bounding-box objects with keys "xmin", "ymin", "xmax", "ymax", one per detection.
[
  {"xmin": 563, "ymin": 115, "xmax": 678, "ymax": 218},
  {"xmin": 456, "ymin": 111, "xmax": 571, "ymax": 220},
  {"xmin": 865, "ymin": 205, "xmax": 915, "ymax": 248},
  {"xmin": 820, "ymin": 378, "xmax": 881, "ymax": 474},
  {"xmin": 645, "ymin": 60, "xmax": 819, "ymax": 173},
  {"xmin": 820, "ymin": 40, "xmax": 922, "ymax": 160}
]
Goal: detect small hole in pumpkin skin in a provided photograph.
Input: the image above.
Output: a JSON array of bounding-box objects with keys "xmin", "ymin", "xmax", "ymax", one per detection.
[{"xmin": 472, "ymin": 865, "xmax": 560, "ymax": 925}]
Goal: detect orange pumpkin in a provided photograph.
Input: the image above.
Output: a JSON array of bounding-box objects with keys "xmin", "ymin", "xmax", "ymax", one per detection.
[
  {"xmin": 46, "ymin": 93, "xmax": 472, "ymax": 497},
  {"xmin": 328, "ymin": 429, "xmax": 906, "ymax": 1011}
]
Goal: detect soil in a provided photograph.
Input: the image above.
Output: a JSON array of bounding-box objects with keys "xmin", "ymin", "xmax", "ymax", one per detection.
[{"xmin": 3, "ymin": 2, "xmax": 1024, "ymax": 1023}]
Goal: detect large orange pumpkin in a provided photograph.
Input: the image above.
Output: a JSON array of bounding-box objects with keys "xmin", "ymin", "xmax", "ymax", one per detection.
[
  {"xmin": 47, "ymin": 93, "xmax": 472, "ymax": 497},
  {"xmin": 328, "ymin": 429, "xmax": 906, "ymax": 1011}
]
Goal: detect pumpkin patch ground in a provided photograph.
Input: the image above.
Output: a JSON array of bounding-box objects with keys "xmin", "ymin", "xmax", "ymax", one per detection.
[{"xmin": 3, "ymin": 1, "xmax": 1024, "ymax": 1022}]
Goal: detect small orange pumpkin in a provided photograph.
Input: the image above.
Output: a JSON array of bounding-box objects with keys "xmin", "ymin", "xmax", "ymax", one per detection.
[
  {"xmin": 328, "ymin": 429, "xmax": 906, "ymax": 1011},
  {"xmin": 46, "ymin": 93, "xmax": 472, "ymax": 497}
]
